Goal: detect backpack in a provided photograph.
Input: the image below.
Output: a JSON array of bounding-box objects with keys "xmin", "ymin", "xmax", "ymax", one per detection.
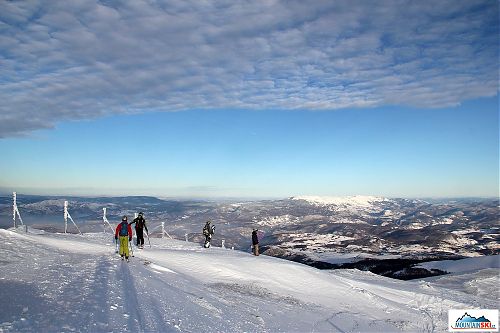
[
  {"xmin": 136, "ymin": 218, "xmax": 145, "ymax": 229},
  {"xmin": 119, "ymin": 222, "xmax": 129, "ymax": 236},
  {"xmin": 203, "ymin": 223, "xmax": 214, "ymax": 236}
]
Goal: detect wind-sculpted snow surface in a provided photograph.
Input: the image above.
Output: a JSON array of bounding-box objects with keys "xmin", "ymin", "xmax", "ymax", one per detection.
[{"xmin": 0, "ymin": 228, "xmax": 497, "ymax": 332}]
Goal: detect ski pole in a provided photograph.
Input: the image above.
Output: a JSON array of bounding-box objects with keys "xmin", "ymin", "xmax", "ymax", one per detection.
[
  {"xmin": 146, "ymin": 231, "xmax": 151, "ymax": 248},
  {"xmin": 115, "ymin": 238, "xmax": 118, "ymax": 253},
  {"xmin": 129, "ymin": 240, "xmax": 134, "ymax": 257}
]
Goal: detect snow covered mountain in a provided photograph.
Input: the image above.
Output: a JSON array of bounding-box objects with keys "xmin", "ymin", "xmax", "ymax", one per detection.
[
  {"xmin": 0, "ymin": 227, "xmax": 497, "ymax": 332},
  {"xmin": 290, "ymin": 195, "xmax": 390, "ymax": 211},
  {"xmin": 1, "ymin": 195, "xmax": 498, "ymax": 279}
]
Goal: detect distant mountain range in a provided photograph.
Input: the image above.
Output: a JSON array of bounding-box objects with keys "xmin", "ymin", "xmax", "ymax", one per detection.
[{"xmin": 1, "ymin": 194, "xmax": 498, "ymax": 279}]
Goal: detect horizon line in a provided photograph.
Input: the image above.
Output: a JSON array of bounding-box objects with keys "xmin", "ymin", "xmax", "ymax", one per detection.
[{"xmin": 0, "ymin": 191, "xmax": 498, "ymax": 201}]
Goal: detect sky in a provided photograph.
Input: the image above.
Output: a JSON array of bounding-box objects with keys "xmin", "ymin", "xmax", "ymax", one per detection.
[{"xmin": 0, "ymin": 0, "xmax": 498, "ymax": 198}]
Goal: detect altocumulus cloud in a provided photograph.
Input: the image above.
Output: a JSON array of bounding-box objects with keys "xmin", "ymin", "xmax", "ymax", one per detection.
[{"xmin": 0, "ymin": 0, "xmax": 498, "ymax": 137}]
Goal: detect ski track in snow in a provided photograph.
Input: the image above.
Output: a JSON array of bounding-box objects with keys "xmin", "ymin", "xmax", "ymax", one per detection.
[{"xmin": 0, "ymin": 228, "xmax": 498, "ymax": 332}]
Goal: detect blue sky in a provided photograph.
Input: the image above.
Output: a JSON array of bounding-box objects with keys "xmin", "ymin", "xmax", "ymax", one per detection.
[{"xmin": 0, "ymin": 0, "xmax": 498, "ymax": 198}]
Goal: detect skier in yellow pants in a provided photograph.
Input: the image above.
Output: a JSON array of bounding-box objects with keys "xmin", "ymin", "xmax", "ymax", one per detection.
[{"xmin": 115, "ymin": 216, "xmax": 132, "ymax": 261}]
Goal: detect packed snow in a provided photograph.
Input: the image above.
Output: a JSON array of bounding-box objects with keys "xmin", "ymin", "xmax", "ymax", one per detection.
[{"xmin": 0, "ymin": 227, "xmax": 498, "ymax": 332}]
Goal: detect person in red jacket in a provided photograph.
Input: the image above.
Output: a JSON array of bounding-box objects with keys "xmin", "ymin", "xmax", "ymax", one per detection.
[{"xmin": 115, "ymin": 216, "xmax": 133, "ymax": 261}]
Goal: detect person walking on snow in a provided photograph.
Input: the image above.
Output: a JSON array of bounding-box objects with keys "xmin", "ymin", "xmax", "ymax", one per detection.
[
  {"xmin": 202, "ymin": 220, "xmax": 215, "ymax": 248},
  {"xmin": 115, "ymin": 216, "xmax": 132, "ymax": 261},
  {"xmin": 252, "ymin": 229, "xmax": 260, "ymax": 256},
  {"xmin": 130, "ymin": 212, "xmax": 148, "ymax": 248}
]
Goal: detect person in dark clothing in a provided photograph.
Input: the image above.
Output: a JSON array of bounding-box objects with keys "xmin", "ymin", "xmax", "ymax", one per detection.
[
  {"xmin": 130, "ymin": 212, "xmax": 148, "ymax": 248},
  {"xmin": 252, "ymin": 229, "xmax": 259, "ymax": 256},
  {"xmin": 202, "ymin": 220, "xmax": 215, "ymax": 248}
]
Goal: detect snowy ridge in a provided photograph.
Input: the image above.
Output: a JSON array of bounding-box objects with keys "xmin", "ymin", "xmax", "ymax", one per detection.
[
  {"xmin": 0, "ymin": 228, "xmax": 498, "ymax": 332},
  {"xmin": 291, "ymin": 195, "xmax": 388, "ymax": 210}
]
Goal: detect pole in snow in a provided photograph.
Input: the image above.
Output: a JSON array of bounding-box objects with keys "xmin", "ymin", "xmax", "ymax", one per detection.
[
  {"xmin": 161, "ymin": 221, "xmax": 173, "ymax": 239},
  {"xmin": 12, "ymin": 192, "xmax": 15, "ymax": 228},
  {"xmin": 12, "ymin": 192, "xmax": 24, "ymax": 228},
  {"xmin": 102, "ymin": 208, "xmax": 114, "ymax": 233},
  {"xmin": 64, "ymin": 201, "xmax": 68, "ymax": 233},
  {"xmin": 149, "ymin": 220, "xmax": 173, "ymax": 239},
  {"xmin": 64, "ymin": 201, "xmax": 82, "ymax": 235}
]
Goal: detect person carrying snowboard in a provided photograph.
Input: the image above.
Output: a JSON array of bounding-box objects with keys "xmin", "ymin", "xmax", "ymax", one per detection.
[
  {"xmin": 252, "ymin": 228, "xmax": 260, "ymax": 256},
  {"xmin": 115, "ymin": 216, "xmax": 132, "ymax": 261},
  {"xmin": 131, "ymin": 212, "xmax": 148, "ymax": 249},
  {"xmin": 202, "ymin": 220, "xmax": 215, "ymax": 248}
]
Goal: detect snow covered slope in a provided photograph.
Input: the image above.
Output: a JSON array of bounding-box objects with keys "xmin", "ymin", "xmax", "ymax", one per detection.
[
  {"xmin": 417, "ymin": 255, "xmax": 500, "ymax": 273},
  {"xmin": 0, "ymin": 228, "xmax": 497, "ymax": 332}
]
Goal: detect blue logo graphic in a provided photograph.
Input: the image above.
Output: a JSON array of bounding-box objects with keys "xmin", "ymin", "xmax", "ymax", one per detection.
[{"xmin": 453, "ymin": 312, "xmax": 496, "ymax": 330}]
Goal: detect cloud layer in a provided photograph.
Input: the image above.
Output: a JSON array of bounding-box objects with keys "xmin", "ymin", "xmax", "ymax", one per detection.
[{"xmin": 0, "ymin": 0, "xmax": 498, "ymax": 137}]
